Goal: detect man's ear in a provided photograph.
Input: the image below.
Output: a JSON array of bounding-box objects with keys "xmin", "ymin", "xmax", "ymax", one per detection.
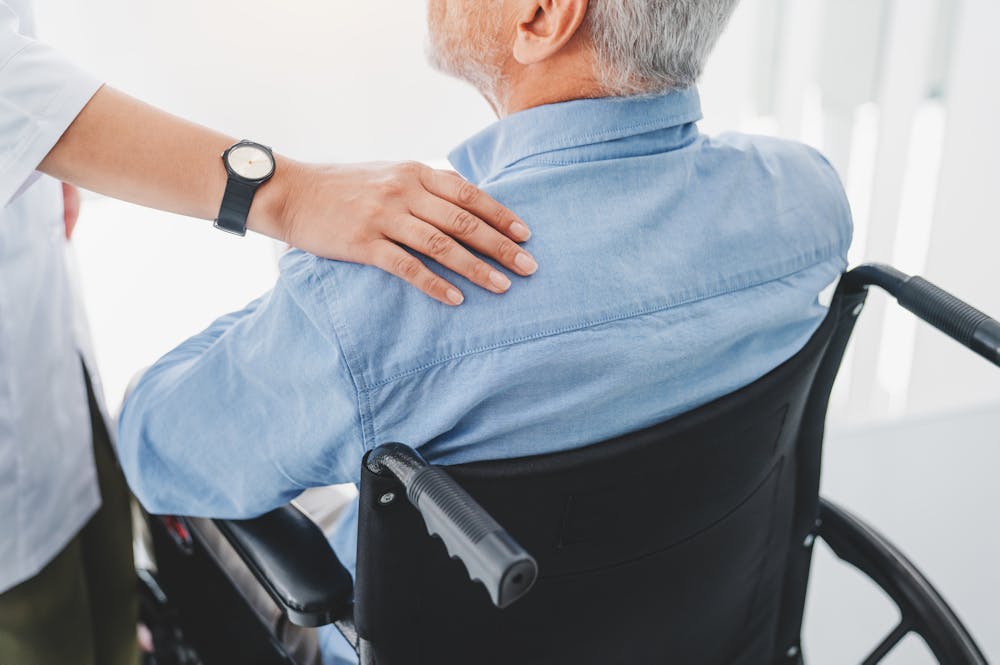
[{"xmin": 512, "ymin": 0, "xmax": 590, "ymax": 66}]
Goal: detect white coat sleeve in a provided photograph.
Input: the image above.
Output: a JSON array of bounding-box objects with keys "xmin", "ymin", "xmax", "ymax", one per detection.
[{"xmin": 0, "ymin": 0, "xmax": 102, "ymax": 205}]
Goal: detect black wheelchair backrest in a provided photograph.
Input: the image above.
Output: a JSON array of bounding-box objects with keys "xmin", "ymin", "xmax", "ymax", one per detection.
[{"xmin": 352, "ymin": 288, "xmax": 866, "ymax": 665}]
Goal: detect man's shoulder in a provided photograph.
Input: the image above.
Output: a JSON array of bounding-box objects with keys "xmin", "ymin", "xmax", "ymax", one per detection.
[
  {"xmin": 701, "ymin": 131, "xmax": 852, "ymax": 237},
  {"xmin": 708, "ymin": 131, "xmax": 831, "ymax": 162},
  {"xmin": 707, "ymin": 132, "xmax": 846, "ymax": 196}
]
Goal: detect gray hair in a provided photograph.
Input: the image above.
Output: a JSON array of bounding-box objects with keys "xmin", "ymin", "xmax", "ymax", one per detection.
[{"xmin": 585, "ymin": 0, "xmax": 741, "ymax": 95}]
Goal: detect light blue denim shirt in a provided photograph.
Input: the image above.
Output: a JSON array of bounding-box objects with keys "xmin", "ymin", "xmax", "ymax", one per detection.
[{"xmin": 117, "ymin": 88, "xmax": 852, "ymax": 664}]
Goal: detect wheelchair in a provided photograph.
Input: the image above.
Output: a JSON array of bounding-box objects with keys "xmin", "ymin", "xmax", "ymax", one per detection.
[{"xmin": 136, "ymin": 264, "xmax": 999, "ymax": 665}]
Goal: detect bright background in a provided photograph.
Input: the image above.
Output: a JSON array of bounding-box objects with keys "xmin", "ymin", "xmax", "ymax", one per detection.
[{"xmin": 34, "ymin": 0, "xmax": 999, "ymax": 661}]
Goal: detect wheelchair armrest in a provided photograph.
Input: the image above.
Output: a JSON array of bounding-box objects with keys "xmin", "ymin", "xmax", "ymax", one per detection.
[{"xmin": 214, "ymin": 504, "xmax": 354, "ymax": 628}]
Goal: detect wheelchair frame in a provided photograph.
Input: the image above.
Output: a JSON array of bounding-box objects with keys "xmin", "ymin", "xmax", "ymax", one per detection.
[{"xmin": 137, "ymin": 263, "xmax": 998, "ymax": 665}]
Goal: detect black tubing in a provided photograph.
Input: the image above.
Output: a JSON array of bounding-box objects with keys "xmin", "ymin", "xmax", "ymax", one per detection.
[
  {"xmin": 842, "ymin": 263, "xmax": 909, "ymax": 295},
  {"xmin": 897, "ymin": 277, "xmax": 1000, "ymax": 367},
  {"xmin": 842, "ymin": 264, "xmax": 1000, "ymax": 368}
]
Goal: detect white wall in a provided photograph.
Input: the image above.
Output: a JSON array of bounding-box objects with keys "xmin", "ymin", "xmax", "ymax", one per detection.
[
  {"xmin": 36, "ymin": 1, "xmax": 494, "ymax": 164},
  {"xmin": 37, "ymin": 0, "xmax": 1000, "ymax": 420},
  {"xmin": 32, "ymin": 0, "xmax": 999, "ymax": 660}
]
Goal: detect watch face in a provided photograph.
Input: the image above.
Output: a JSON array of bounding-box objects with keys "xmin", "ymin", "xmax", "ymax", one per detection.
[{"xmin": 227, "ymin": 144, "xmax": 274, "ymax": 180}]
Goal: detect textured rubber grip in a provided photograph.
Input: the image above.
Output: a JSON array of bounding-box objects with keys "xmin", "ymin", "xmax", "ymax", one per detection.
[
  {"xmin": 898, "ymin": 277, "xmax": 1000, "ymax": 366},
  {"xmin": 408, "ymin": 466, "xmax": 538, "ymax": 608}
]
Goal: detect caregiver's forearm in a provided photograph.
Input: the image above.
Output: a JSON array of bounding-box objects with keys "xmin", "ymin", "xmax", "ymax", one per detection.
[{"xmin": 38, "ymin": 85, "xmax": 289, "ymax": 241}]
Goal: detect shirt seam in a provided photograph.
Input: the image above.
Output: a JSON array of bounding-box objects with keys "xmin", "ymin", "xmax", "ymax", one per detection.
[
  {"xmin": 306, "ymin": 260, "xmax": 373, "ymax": 458},
  {"xmin": 0, "ymin": 117, "xmax": 47, "ymax": 184},
  {"xmin": 491, "ymin": 114, "xmax": 702, "ymax": 176},
  {"xmin": 363, "ymin": 246, "xmax": 844, "ymax": 391},
  {"xmin": 0, "ymin": 61, "xmax": 101, "ymax": 198},
  {"xmin": 0, "ymin": 53, "xmax": 67, "ymax": 176},
  {"xmin": 518, "ymin": 113, "xmax": 701, "ymax": 155},
  {"xmin": 365, "ymin": 385, "xmax": 378, "ymax": 450},
  {"xmin": 511, "ymin": 138, "xmax": 700, "ymax": 169},
  {"xmin": 0, "ymin": 40, "xmax": 31, "ymax": 72}
]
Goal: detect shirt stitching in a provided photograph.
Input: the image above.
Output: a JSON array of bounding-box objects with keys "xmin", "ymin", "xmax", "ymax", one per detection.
[
  {"xmin": 489, "ymin": 114, "xmax": 702, "ymax": 176},
  {"xmin": 515, "ymin": 113, "xmax": 701, "ymax": 155},
  {"xmin": 307, "ymin": 260, "xmax": 374, "ymax": 457},
  {"xmin": 515, "ymin": 141, "xmax": 700, "ymax": 169},
  {"xmin": 0, "ymin": 71, "xmax": 64, "ymax": 173},
  {"xmin": 0, "ymin": 41, "xmax": 31, "ymax": 73},
  {"xmin": 365, "ymin": 386, "xmax": 378, "ymax": 450},
  {"xmin": 362, "ymin": 247, "xmax": 843, "ymax": 391},
  {"xmin": 452, "ymin": 91, "xmax": 702, "ymax": 179},
  {"xmin": 0, "ymin": 56, "xmax": 95, "ymax": 186}
]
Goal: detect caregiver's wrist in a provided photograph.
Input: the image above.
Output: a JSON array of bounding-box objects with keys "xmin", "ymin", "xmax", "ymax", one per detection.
[{"xmin": 246, "ymin": 154, "xmax": 303, "ymax": 244}]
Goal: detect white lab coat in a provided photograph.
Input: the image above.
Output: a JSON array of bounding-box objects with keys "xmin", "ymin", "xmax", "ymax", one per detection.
[{"xmin": 0, "ymin": 0, "xmax": 105, "ymax": 593}]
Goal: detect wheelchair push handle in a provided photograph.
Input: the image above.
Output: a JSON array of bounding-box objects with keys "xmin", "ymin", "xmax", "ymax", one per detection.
[
  {"xmin": 368, "ymin": 443, "xmax": 538, "ymax": 609},
  {"xmin": 845, "ymin": 264, "xmax": 1000, "ymax": 367},
  {"xmin": 897, "ymin": 277, "xmax": 1000, "ymax": 366}
]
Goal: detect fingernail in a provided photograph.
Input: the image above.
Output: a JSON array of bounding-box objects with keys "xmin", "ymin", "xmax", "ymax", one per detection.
[
  {"xmin": 446, "ymin": 288, "xmax": 464, "ymax": 305},
  {"xmin": 515, "ymin": 252, "xmax": 538, "ymax": 275},
  {"xmin": 490, "ymin": 271, "xmax": 512, "ymax": 291},
  {"xmin": 509, "ymin": 221, "xmax": 531, "ymax": 240}
]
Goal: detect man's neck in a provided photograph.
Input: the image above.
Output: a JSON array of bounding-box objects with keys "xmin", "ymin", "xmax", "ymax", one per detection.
[
  {"xmin": 488, "ymin": 47, "xmax": 608, "ymax": 118},
  {"xmin": 497, "ymin": 77, "xmax": 608, "ymax": 117}
]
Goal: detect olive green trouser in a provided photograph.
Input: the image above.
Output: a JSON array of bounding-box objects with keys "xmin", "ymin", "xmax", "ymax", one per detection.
[{"xmin": 0, "ymin": 369, "xmax": 139, "ymax": 665}]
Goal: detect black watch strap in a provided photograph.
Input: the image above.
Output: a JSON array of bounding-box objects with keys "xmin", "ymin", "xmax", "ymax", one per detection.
[{"xmin": 214, "ymin": 178, "xmax": 257, "ymax": 236}]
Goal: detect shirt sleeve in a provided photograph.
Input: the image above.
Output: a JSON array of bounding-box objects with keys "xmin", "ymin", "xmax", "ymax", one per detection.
[
  {"xmin": 0, "ymin": 0, "xmax": 103, "ymax": 206},
  {"xmin": 117, "ymin": 263, "xmax": 366, "ymax": 519}
]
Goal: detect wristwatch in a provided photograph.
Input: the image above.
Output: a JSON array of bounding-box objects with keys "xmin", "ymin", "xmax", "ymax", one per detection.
[{"xmin": 214, "ymin": 140, "xmax": 276, "ymax": 236}]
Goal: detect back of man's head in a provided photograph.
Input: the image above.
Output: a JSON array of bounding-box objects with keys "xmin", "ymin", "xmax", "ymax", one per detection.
[
  {"xmin": 586, "ymin": 0, "xmax": 740, "ymax": 95},
  {"xmin": 427, "ymin": 0, "xmax": 741, "ymax": 113}
]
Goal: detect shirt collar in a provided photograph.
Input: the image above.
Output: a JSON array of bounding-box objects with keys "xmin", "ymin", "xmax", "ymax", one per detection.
[{"xmin": 448, "ymin": 87, "xmax": 702, "ymax": 183}]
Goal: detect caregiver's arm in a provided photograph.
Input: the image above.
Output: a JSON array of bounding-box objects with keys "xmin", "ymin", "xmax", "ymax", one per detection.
[{"xmin": 39, "ymin": 86, "xmax": 536, "ymax": 304}]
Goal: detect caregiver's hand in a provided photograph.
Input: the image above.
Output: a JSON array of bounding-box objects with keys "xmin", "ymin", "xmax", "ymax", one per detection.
[{"xmin": 264, "ymin": 161, "xmax": 536, "ymax": 306}]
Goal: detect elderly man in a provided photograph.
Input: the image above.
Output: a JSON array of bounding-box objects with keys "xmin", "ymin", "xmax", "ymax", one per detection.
[{"xmin": 118, "ymin": 0, "xmax": 852, "ymax": 662}]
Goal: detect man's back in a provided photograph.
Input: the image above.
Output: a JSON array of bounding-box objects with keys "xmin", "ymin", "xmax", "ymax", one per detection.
[{"xmin": 281, "ymin": 88, "xmax": 850, "ymax": 469}]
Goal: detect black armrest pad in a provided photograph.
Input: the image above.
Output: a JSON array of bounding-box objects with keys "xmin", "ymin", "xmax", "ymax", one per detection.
[{"xmin": 215, "ymin": 505, "xmax": 354, "ymax": 628}]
